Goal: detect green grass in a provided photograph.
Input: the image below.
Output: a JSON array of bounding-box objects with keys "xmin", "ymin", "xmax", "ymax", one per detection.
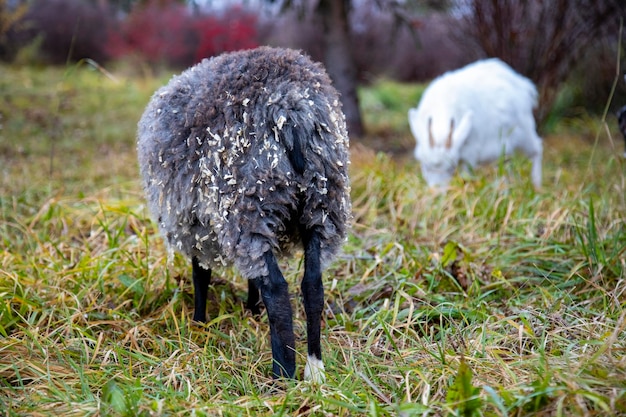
[{"xmin": 1, "ymin": 64, "xmax": 625, "ymax": 416}]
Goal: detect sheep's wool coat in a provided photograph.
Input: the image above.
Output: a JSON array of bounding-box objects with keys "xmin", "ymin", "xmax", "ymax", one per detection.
[{"xmin": 138, "ymin": 47, "xmax": 351, "ymax": 280}]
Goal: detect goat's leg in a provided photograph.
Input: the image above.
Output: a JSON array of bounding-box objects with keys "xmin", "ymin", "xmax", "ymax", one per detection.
[
  {"xmin": 246, "ymin": 278, "xmax": 261, "ymax": 315},
  {"xmin": 530, "ymin": 153, "xmax": 542, "ymax": 189},
  {"xmin": 528, "ymin": 138, "xmax": 543, "ymax": 189},
  {"xmin": 519, "ymin": 129, "xmax": 543, "ymax": 189},
  {"xmin": 301, "ymin": 228, "xmax": 325, "ymax": 383},
  {"xmin": 192, "ymin": 257, "xmax": 211, "ymax": 323},
  {"xmin": 258, "ymin": 251, "xmax": 296, "ymax": 379}
]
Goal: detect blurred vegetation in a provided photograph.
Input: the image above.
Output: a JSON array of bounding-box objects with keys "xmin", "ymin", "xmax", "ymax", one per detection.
[{"xmin": 1, "ymin": 0, "xmax": 624, "ymax": 118}]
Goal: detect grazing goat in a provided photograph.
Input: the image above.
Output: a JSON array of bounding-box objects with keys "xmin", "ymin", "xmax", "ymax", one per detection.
[
  {"xmin": 137, "ymin": 46, "xmax": 352, "ymax": 382},
  {"xmin": 408, "ymin": 58, "xmax": 543, "ymax": 189}
]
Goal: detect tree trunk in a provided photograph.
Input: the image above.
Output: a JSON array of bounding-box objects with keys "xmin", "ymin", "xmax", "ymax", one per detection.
[{"xmin": 317, "ymin": 0, "xmax": 364, "ymax": 137}]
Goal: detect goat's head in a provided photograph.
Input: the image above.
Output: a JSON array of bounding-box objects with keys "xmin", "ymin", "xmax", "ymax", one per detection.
[{"xmin": 408, "ymin": 109, "xmax": 473, "ymax": 188}]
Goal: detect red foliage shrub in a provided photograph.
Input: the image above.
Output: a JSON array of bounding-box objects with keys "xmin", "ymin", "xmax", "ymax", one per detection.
[
  {"xmin": 106, "ymin": 0, "xmax": 194, "ymax": 68},
  {"xmin": 106, "ymin": 1, "xmax": 260, "ymax": 69},
  {"xmin": 193, "ymin": 6, "xmax": 260, "ymax": 62}
]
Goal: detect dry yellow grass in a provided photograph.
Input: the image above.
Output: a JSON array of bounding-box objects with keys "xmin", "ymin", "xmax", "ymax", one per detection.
[{"xmin": 0, "ymin": 65, "xmax": 625, "ymax": 416}]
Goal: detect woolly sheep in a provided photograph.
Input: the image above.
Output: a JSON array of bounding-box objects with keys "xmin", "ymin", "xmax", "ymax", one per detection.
[
  {"xmin": 408, "ymin": 58, "xmax": 543, "ymax": 189},
  {"xmin": 137, "ymin": 46, "xmax": 352, "ymax": 382},
  {"xmin": 617, "ymin": 105, "xmax": 626, "ymax": 157}
]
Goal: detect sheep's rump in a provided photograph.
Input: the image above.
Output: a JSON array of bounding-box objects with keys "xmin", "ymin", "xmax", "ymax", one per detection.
[{"xmin": 137, "ymin": 47, "xmax": 351, "ymax": 279}]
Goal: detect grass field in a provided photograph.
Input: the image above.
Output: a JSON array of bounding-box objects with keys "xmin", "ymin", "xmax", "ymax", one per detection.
[{"xmin": 0, "ymin": 63, "xmax": 625, "ymax": 416}]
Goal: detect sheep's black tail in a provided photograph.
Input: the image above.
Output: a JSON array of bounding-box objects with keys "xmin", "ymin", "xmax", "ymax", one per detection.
[{"xmin": 287, "ymin": 124, "xmax": 306, "ymax": 175}]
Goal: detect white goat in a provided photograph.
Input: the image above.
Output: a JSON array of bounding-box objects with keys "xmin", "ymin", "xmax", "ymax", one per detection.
[{"xmin": 408, "ymin": 58, "xmax": 543, "ymax": 189}]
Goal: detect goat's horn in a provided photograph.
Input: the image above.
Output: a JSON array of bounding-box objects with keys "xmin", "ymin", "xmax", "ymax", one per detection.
[
  {"xmin": 445, "ymin": 119, "xmax": 455, "ymax": 149},
  {"xmin": 428, "ymin": 117, "xmax": 435, "ymax": 148}
]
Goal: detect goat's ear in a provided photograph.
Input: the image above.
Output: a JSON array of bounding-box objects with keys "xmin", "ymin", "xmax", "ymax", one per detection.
[
  {"xmin": 408, "ymin": 108, "xmax": 420, "ymax": 141},
  {"xmin": 452, "ymin": 112, "xmax": 473, "ymax": 147}
]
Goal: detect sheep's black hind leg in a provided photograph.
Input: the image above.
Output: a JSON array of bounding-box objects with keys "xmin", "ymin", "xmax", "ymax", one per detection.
[
  {"xmin": 258, "ymin": 251, "xmax": 296, "ymax": 379},
  {"xmin": 192, "ymin": 257, "xmax": 211, "ymax": 323},
  {"xmin": 301, "ymin": 228, "xmax": 325, "ymax": 382},
  {"xmin": 247, "ymin": 278, "xmax": 261, "ymax": 315}
]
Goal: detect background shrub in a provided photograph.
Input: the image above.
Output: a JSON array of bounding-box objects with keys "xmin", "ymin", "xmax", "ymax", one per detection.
[
  {"xmin": 106, "ymin": 1, "xmax": 260, "ymax": 69},
  {"xmin": 192, "ymin": 6, "xmax": 259, "ymax": 63},
  {"xmin": 0, "ymin": 0, "xmax": 28, "ymax": 62},
  {"xmin": 353, "ymin": 11, "xmax": 472, "ymax": 82},
  {"xmin": 3, "ymin": 0, "xmax": 261, "ymax": 69},
  {"xmin": 106, "ymin": 0, "xmax": 194, "ymax": 68},
  {"xmin": 567, "ymin": 37, "xmax": 626, "ymax": 115},
  {"xmin": 11, "ymin": 0, "xmax": 113, "ymax": 65},
  {"xmin": 2, "ymin": 0, "xmax": 622, "ymax": 118},
  {"xmin": 263, "ymin": 7, "xmax": 472, "ymax": 85}
]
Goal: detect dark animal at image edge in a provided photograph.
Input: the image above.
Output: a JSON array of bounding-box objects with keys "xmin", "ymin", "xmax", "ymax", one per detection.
[
  {"xmin": 617, "ymin": 105, "xmax": 626, "ymax": 157},
  {"xmin": 137, "ymin": 46, "xmax": 352, "ymax": 382}
]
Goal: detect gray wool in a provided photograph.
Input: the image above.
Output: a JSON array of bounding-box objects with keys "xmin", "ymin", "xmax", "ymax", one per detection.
[{"xmin": 137, "ymin": 46, "xmax": 351, "ymax": 280}]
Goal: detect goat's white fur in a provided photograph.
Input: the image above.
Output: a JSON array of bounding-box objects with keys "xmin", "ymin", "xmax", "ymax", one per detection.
[{"xmin": 408, "ymin": 58, "xmax": 543, "ymax": 189}]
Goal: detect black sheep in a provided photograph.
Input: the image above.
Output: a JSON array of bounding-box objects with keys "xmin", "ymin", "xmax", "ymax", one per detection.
[{"xmin": 137, "ymin": 46, "xmax": 351, "ymax": 381}]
